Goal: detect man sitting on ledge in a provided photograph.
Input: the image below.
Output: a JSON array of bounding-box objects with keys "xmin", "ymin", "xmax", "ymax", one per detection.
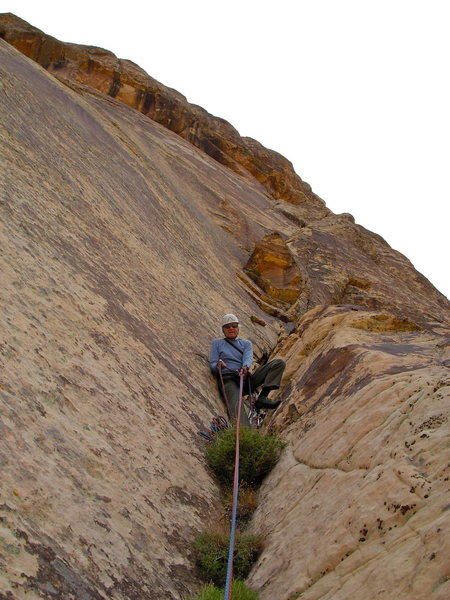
[{"xmin": 209, "ymin": 313, "xmax": 285, "ymax": 426}]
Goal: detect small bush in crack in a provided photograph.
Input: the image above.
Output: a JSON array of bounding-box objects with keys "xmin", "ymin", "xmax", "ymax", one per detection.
[
  {"xmin": 188, "ymin": 580, "xmax": 259, "ymax": 599},
  {"xmin": 205, "ymin": 427, "xmax": 286, "ymax": 488},
  {"xmin": 223, "ymin": 485, "xmax": 258, "ymax": 527},
  {"xmin": 193, "ymin": 529, "xmax": 263, "ymax": 587}
]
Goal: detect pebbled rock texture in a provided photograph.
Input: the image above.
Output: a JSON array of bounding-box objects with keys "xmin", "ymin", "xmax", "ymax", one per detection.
[
  {"xmin": 0, "ymin": 15, "xmax": 449, "ymax": 600},
  {"xmin": 249, "ymin": 305, "xmax": 450, "ymax": 600}
]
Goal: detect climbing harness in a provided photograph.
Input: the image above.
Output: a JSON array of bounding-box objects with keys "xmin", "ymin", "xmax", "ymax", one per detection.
[
  {"xmin": 223, "ymin": 372, "xmax": 244, "ymax": 600},
  {"xmin": 198, "ymin": 363, "xmax": 266, "ymax": 444},
  {"xmin": 198, "ymin": 363, "xmax": 266, "ymax": 439},
  {"xmin": 219, "ymin": 362, "xmax": 266, "ymax": 430}
]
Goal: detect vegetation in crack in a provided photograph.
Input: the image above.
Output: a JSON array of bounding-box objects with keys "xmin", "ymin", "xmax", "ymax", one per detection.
[
  {"xmin": 205, "ymin": 426, "xmax": 286, "ymax": 488},
  {"xmin": 188, "ymin": 580, "xmax": 259, "ymax": 599},
  {"xmin": 189, "ymin": 426, "xmax": 286, "ymax": 598}
]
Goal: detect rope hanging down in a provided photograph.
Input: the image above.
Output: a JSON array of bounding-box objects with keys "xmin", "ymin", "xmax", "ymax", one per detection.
[
  {"xmin": 218, "ymin": 363, "xmax": 233, "ymax": 421},
  {"xmin": 223, "ymin": 372, "xmax": 244, "ymax": 600}
]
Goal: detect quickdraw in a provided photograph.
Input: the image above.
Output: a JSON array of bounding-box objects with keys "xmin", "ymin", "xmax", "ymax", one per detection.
[
  {"xmin": 248, "ymin": 393, "xmax": 267, "ymax": 429},
  {"xmin": 247, "ymin": 372, "xmax": 267, "ymax": 429}
]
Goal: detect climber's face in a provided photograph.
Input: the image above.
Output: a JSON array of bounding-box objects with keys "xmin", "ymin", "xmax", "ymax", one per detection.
[{"xmin": 223, "ymin": 323, "xmax": 239, "ymax": 340}]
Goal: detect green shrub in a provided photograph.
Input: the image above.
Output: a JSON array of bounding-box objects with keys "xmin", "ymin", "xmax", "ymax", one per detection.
[
  {"xmin": 193, "ymin": 529, "xmax": 263, "ymax": 587},
  {"xmin": 188, "ymin": 580, "xmax": 259, "ymax": 599},
  {"xmin": 205, "ymin": 427, "xmax": 286, "ymax": 488}
]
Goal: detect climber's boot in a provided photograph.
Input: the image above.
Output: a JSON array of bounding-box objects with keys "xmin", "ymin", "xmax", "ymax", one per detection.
[{"xmin": 255, "ymin": 396, "xmax": 281, "ymax": 410}]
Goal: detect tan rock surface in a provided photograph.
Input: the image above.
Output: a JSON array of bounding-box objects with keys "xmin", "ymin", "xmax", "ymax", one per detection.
[
  {"xmin": 2, "ymin": 13, "xmax": 448, "ymax": 325},
  {"xmin": 0, "ymin": 39, "xmax": 283, "ymax": 599},
  {"xmin": 1, "ymin": 16, "xmax": 449, "ymax": 600},
  {"xmin": 0, "ymin": 13, "xmax": 325, "ymax": 216},
  {"xmin": 245, "ymin": 232, "xmax": 302, "ymax": 305},
  {"xmin": 249, "ymin": 305, "xmax": 450, "ymax": 600}
]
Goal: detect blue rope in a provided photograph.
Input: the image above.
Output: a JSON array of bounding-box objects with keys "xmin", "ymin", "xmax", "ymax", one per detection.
[{"xmin": 223, "ymin": 373, "xmax": 244, "ymax": 600}]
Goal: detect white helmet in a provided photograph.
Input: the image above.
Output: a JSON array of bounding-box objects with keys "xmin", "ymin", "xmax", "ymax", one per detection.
[{"xmin": 222, "ymin": 313, "xmax": 239, "ymax": 327}]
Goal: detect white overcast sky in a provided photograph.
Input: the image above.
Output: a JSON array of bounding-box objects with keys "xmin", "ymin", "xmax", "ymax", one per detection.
[{"xmin": 4, "ymin": 0, "xmax": 449, "ymax": 299}]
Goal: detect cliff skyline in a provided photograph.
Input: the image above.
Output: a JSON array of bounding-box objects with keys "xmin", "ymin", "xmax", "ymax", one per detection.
[{"xmin": 5, "ymin": 0, "xmax": 450, "ymax": 299}]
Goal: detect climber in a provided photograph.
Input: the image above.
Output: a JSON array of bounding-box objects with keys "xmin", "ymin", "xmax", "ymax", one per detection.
[{"xmin": 209, "ymin": 314, "xmax": 286, "ymax": 426}]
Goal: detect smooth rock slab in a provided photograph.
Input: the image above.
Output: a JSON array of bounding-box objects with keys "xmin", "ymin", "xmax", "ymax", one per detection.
[{"xmin": 248, "ymin": 306, "xmax": 450, "ymax": 600}]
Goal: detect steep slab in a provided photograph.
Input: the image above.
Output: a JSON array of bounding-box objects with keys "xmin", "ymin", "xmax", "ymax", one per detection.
[
  {"xmin": 0, "ymin": 39, "xmax": 282, "ymax": 599},
  {"xmin": 0, "ymin": 12, "xmax": 326, "ymax": 215},
  {"xmin": 1, "ymin": 13, "xmax": 448, "ymax": 326}
]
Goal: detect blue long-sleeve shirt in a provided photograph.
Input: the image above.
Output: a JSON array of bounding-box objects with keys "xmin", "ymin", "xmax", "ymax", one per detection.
[{"xmin": 209, "ymin": 338, "xmax": 253, "ymax": 374}]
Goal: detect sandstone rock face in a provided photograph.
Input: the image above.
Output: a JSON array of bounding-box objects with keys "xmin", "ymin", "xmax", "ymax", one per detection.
[
  {"xmin": 1, "ymin": 13, "xmax": 448, "ymax": 323},
  {"xmin": 1, "ymin": 17, "xmax": 449, "ymax": 600},
  {"xmin": 0, "ymin": 39, "xmax": 282, "ymax": 599},
  {"xmin": 249, "ymin": 305, "xmax": 450, "ymax": 600},
  {"xmin": 0, "ymin": 13, "xmax": 326, "ymax": 217},
  {"xmin": 238, "ymin": 206, "xmax": 450, "ymax": 326},
  {"xmin": 245, "ymin": 232, "xmax": 302, "ymax": 305}
]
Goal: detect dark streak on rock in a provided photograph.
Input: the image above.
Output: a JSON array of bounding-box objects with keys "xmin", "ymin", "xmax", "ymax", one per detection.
[
  {"xmin": 296, "ymin": 346, "xmax": 358, "ymax": 401},
  {"xmin": 163, "ymin": 486, "xmax": 210, "ymax": 514},
  {"xmin": 108, "ymin": 72, "xmax": 122, "ymax": 98},
  {"xmin": 50, "ymin": 60, "xmax": 68, "ymax": 70},
  {"xmin": 18, "ymin": 535, "xmax": 104, "ymax": 600},
  {"xmin": 371, "ymin": 343, "xmax": 432, "ymax": 356},
  {"xmin": 385, "ymin": 363, "xmax": 435, "ymax": 376}
]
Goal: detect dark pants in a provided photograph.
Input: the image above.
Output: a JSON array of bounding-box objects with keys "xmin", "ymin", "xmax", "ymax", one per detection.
[{"xmin": 221, "ymin": 358, "xmax": 286, "ymax": 426}]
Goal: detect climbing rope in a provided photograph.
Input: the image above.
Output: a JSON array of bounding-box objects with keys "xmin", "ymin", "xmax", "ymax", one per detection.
[
  {"xmin": 218, "ymin": 363, "xmax": 233, "ymax": 421},
  {"xmin": 223, "ymin": 372, "xmax": 244, "ymax": 600},
  {"xmin": 197, "ymin": 363, "xmax": 235, "ymax": 443},
  {"xmin": 210, "ymin": 365, "xmax": 264, "ymax": 597}
]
